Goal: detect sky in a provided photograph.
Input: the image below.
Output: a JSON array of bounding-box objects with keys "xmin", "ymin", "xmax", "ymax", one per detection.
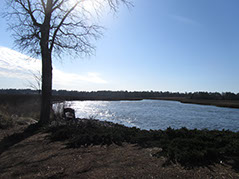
[{"xmin": 0, "ymin": 0, "xmax": 239, "ymax": 93}]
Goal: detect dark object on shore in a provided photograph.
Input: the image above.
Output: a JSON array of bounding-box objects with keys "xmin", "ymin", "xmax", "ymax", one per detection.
[{"xmin": 62, "ymin": 108, "xmax": 76, "ymax": 120}]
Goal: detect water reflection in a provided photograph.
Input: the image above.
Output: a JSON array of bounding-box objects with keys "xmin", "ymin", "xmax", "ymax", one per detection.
[{"xmin": 63, "ymin": 100, "xmax": 239, "ymax": 131}]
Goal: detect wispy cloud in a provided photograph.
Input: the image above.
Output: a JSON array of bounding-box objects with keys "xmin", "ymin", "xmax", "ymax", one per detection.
[
  {"xmin": 53, "ymin": 70, "xmax": 107, "ymax": 88},
  {"xmin": 0, "ymin": 46, "xmax": 107, "ymax": 89},
  {"xmin": 170, "ymin": 15, "xmax": 201, "ymax": 27}
]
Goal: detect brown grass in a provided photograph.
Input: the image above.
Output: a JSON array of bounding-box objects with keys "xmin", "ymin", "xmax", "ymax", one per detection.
[{"xmin": 147, "ymin": 97, "xmax": 239, "ymax": 109}]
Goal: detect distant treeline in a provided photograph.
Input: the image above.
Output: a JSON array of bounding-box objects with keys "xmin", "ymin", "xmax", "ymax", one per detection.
[
  {"xmin": 53, "ymin": 90, "xmax": 188, "ymax": 100},
  {"xmin": 0, "ymin": 89, "xmax": 239, "ymax": 101}
]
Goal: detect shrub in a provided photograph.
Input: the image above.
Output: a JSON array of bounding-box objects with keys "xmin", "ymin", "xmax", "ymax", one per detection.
[
  {"xmin": 47, "ymin": 119, "xmax": 239, "ymax": 168},
  {"xmin": 0, "ymin": 113, "xmax": 14, "ymax": 129}
]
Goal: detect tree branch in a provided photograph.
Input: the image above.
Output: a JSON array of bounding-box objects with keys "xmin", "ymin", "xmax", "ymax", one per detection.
[
  {"xmin": 25, "ymin": 0, "xmax": 42, "ymax": 27},
  {"xmin": 50, "ymin": 1, "xmax": 79, "ymax": 52},
  {"xmin": 40, "ymin": 0, "xmax": 46, "ymax": 12},
  {"xmin": 52, "ymin": 0, "xmax": 64, "ymax": 12}
]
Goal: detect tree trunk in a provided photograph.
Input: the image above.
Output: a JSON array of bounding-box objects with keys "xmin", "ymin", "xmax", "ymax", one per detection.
[
  {"xmin": 39, "ymin": 0, "xmax": 53, "ymax": 125},
  {"xmin": 39, "ymin": 46, "xmax": 52, "ymax": 125}
]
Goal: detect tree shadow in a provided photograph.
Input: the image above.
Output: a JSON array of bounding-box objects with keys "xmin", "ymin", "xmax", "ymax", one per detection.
[
  {"xmin": 0, "ymin": 153, "xmax": 59, "ymax": 172},
  {"xmin": 224, "ymin": 158, "xmax": 239, "ymax": 173},
  {"xmin": 0, "ymin": 123, "xmax": 42, "ymax": 155}
]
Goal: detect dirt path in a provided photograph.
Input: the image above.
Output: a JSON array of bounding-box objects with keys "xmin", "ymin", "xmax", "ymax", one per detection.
[{"xmin": 0, "ymin": 130, "xmax": 239, "ymax": 179}]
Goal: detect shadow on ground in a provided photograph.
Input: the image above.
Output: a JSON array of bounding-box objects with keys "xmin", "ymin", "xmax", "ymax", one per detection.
[{"xmin": 0, "ymin": 123, "xmax": 42, "ymax": 155}]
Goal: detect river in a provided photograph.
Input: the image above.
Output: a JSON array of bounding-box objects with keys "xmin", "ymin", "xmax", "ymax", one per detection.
[{"xmin": 61, "ymin": 100, "xmax": 239, "ymax": 131}]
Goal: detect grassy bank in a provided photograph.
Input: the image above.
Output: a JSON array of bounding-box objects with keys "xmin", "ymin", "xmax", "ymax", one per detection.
[
  {"xmin": 0, "ymin": 94, "xmax": 40, "ymax": 129},
  {"xmin": 146, "ymin": 97, "xmax": 239, "ymax": 109},
  {"xmin": 2, "ymin": 93, "xmax": 239, "ymax": 109},
  {"xmin": 180, "ymin": 98, "xmax": 239, "ymax": 108},
  {"xmin": 2, "ymin": 117, "xmax": 239, "ymax": 169},
  {"xmin": 2, "ymin": 125, "xmax": 239, "ymax": 179},
  {"xmin": 1, "ymin": 94, "xmax": 239, "ymax": 170},
  {"xmin": 46, "ymin": 119, "xmax": 239, "ymax": 168}
]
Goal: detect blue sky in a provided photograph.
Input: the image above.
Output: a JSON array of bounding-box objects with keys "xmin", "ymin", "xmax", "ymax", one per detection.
[{"xmin": 0, "ymin": 0, "xmax": 239, "ymax": 92}]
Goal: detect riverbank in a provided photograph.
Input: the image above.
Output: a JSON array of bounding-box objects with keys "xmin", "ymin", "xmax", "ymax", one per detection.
[
  {"xmin": 144, "ymin": 97, "xmax": 239, "ymax": 109},
  {"xmin": 54, "ymin": 96, "xmax": 239, "ymax": 109},
  {"xmin": 1, "ymin": 96, "xmax": 239, "ymax": 178},
  {"xmin": 1, "ymin": 93, "xmax": 239, "ymax": 109},
  {"xmin": 1, "ymin": 120, "xmax": 239, "ymax": 178}
]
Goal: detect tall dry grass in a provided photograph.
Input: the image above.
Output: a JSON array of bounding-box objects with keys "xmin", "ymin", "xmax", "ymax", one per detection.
[{"xmin": 0, "ymin": 94, "xmax": 41, "ymax": 128}]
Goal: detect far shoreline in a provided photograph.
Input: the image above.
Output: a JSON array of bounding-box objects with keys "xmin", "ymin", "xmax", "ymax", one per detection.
[
  {"xmin": 145, "ymin": 97, "xmax": 239, "ymax": 109},
  {"xmin": 55, "ymin": 96, "xmax": 239, "ymax": 109}
]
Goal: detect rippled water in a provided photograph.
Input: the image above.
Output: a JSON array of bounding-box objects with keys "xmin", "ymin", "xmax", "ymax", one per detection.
[{"xmin": 64, "ymin": 100, "xmax": 239, "ymax": 131}]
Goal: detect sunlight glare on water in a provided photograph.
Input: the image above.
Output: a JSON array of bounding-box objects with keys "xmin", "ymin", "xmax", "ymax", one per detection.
[{"xmin": 65, "ymin": 100, "xmax": 239, "ymax": 131}]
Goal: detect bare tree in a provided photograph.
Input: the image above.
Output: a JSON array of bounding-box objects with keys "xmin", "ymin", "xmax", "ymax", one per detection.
[
  {"xmin": 4, "ymin": 0, "xmax": 132, "ymax": 124},
  {"xmin": 27, "ymin": 70, "xmax": 42, "ymax": 94}
]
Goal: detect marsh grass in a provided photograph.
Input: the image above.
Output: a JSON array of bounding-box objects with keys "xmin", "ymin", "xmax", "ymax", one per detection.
[
  {"xmin": 0, "ymin": 94, "xmax": 40, "ymax": 128},
  {"xmin": 0, "ymin": 94, "xmax": 40, "ymax": 117},
  {"xmin": 0, "ymin": 113, "xmax": 14, "ymax": 129}
]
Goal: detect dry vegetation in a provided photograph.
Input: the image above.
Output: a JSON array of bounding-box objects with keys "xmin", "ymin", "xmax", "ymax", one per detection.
[{"xmin": 0, "ymin": 94, "xmax": 239, "ymax": 178}]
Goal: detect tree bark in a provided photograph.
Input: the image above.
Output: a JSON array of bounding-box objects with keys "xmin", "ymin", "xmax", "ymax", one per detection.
[
  {"xmin": 39, "ymin": 1, "xmax": 52, "ymax": 124},
  {"xmin": 39, "ymin": 46, "xmax": 52, "ymax": 124}
]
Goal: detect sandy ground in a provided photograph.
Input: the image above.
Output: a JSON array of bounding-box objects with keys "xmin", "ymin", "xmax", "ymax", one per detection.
[{"xmin": 0, "ymin": 127, "xmax": 239, "ymax": 179}]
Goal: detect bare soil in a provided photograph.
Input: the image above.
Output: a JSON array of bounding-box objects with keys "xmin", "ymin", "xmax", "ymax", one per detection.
[{"xmin": 0, "ymin": 126, "xmax": 239, "ymax": 179}]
